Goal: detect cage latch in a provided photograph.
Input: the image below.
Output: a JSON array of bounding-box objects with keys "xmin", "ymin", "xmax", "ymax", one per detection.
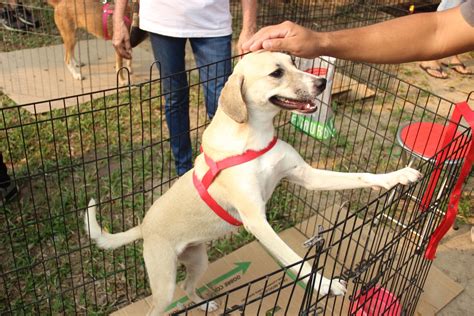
[{"xmin": 304, "ymin": 225, "xmax": 325, "ymax": 251}]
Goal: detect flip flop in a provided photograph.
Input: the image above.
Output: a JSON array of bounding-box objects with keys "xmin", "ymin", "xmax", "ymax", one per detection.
[
  {"xmin": 419, "ymin": 64, "xmax": 448, "ymax": 79},
  {"xmin": 441, "ymin": 62, "xmax": 473, "ymax": 75}
]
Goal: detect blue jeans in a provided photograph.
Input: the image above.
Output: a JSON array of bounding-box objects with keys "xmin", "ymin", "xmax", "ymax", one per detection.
[{"xmin": 150, "ymin": 33, "xmax": 232, "ymax": 176}]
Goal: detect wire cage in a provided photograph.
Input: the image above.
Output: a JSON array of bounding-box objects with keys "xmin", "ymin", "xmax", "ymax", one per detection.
[
  {"xmin": 0, "ymin": 1, "xmax": 401, "ymax": 106},
  {"xmin": 1, "ymin": 51, "xmax": 472, "ymax": 315}
]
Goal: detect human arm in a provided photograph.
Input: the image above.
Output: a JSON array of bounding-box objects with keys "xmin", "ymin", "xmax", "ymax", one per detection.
[
  {"xmin": 243, "ymin": 6, "xmax": 474, "ymax": 63},
  {"xmin": 112, "ymin": 0, "xmax": 132, "ymax": 59},
  {"xmin": 237, "ymin": 0, "xmax": 258, "ymax": 55}
]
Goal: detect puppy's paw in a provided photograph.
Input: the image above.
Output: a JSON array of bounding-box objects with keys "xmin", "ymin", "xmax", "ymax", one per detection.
[
  {"xmin": 70, "ymin": 71, "xmax": 83, "ymax": 80},
  {"xmin": 318, "ymin": 278, "xmax": 347, "ymax": 297},
  {"xmin": 198, "ymin": 300, "xmax": 218, "ymax": 312},
  {"xmin": 393, "ymin": 167, "xmax": 422, "ymax": 185},
  {"xmin": 370, "ymin": 167, "xmax": 421, "ymax": 190}
]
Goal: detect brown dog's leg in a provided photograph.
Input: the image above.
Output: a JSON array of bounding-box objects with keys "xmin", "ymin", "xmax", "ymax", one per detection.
[
  {"xmin": 125, "ymin": 56, "xmax": 132, "ymax": 74},
  {"xmin": 115, "ymin": 51, "xmax": 128, "ymax": 85},
  {"xmin": 143, "ymin": 236, "xmax": 177, "ymax": 316},
  {"xmin": 54, "ymin": 11, "xmax": 83, "ymax": 80},
  {"xmin": 178, "ymin": 244, "xmax": 218, "ymax": 312}
]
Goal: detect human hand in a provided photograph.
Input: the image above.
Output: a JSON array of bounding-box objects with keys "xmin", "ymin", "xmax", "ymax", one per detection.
[
  {"xmin": 237, "ymin": 28, "xmax": 256, "ymax": 55},
  {"xmin": 112, "ymin": 22, "xmax": 132, "ymax": 59},
  {"xmin": 242, "ymin": 21, "xmax": 318, "ymax": 58}
]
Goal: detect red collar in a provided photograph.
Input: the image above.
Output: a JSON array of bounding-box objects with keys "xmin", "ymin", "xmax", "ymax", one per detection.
[
  {"xmin": 193, "ymin": 137, "xmax": 278, "ymax": 226},
  {"xmin": 102, "ymin": 3, "xmax": 131, "ymax": 41}
]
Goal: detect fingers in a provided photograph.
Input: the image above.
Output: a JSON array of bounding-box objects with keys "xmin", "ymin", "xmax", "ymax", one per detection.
[
  {"xmin": 237, "ymin": 29, "xmax": 255, "ymax": 55},
  {"xmin": 113, "ymin": 40, "xmax": 132, "ymax": 60},
  {"xmin": 112, "ymin": 24, "xmax": 132, "ymax": 59},
  {"xmin": 241, "ymin": 21, "xmax": 292, "ymax": 53},
  {"xmin": 261, "ymin": 38, "xmax": 285, "ymax": 52},
  {"xmin": 242, "ymin": 21, "xmax": 318, "ymax": 58}
]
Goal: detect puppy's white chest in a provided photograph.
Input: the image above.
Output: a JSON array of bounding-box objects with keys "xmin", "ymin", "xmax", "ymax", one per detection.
[{"xmin": 256, "ymin": 153, "xmax": 286, "ymax": 201}]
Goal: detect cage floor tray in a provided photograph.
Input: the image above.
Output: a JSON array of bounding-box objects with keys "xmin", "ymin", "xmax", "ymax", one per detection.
[{"xmin": 0, "ymin": 39, "xmax": 155, "ymax": 113}]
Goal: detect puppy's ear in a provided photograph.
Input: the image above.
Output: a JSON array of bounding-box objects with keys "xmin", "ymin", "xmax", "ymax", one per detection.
[{"xmin": 219, "ymin": 73, "xmax": 248, "ymax": 124}]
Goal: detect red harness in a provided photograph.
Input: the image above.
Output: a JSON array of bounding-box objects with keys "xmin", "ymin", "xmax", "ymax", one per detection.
[
  {"xmin": 193, "ymin": 137, "xmax": 278, "ymax": 226},
  {"xmin": 102, "ymin": 3, "xmax": 131, "ymax": 40}
]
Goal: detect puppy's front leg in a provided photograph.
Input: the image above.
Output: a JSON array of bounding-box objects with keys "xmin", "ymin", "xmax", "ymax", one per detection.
[
  {"xmin": 236, "ymin": 201, "xmax": 346, "ymax": 296},
  {"xmin": 287, "ymin": 162, "xmax": 421, "ymax": 191}
]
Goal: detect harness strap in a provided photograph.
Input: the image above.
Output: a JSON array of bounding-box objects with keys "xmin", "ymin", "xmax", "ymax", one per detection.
[
  {"xmin": 102, "ymin": 3, "xmax": 131, "ymax": 41},
  {"xmin": 193, "ymin": 137, "xmax": 278, "ymax": 226}
]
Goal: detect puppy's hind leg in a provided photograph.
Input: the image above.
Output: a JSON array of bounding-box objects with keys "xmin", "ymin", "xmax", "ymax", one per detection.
[
  {"xmin": 178, "ymin": 244, "xmax": 218, "ymax": 312},
  {"xmin": 143, "ymin": 236, "xmax": 177, "ymax": 316}
]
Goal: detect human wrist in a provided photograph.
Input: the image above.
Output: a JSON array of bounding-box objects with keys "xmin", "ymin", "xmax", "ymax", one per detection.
[
  {"xmin": 241, "ymin": 22, "xmax": 257, "ymax": 35},
  {"xmin": 312, "ymin": 31, "xmax": 329, "ymax": 58}
]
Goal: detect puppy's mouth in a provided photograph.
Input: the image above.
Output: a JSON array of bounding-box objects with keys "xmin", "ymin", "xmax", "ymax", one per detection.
[{"xmin": 269, "ymin": 96, "xmax": 317, "ymax": 113}]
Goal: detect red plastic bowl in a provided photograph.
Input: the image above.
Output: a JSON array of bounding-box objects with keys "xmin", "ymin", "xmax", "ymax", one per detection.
[{"xmin": 351, "ymin": 285, "xmax": 402, "ymax": 316}]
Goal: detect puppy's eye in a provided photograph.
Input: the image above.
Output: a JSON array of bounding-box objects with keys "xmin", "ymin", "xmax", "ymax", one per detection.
[{"xmin": 269, "ymin": 68, "xmax": 284, "ymax": 78}]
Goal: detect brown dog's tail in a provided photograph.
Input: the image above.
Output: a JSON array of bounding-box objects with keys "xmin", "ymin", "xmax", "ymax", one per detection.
[
  {"xmin": 47, "ymin": 0, "xmax": 61, "ymax": 7},
  {"xmin": 84, "ymin": 199, "xmax": 143, "ymax": 249}
]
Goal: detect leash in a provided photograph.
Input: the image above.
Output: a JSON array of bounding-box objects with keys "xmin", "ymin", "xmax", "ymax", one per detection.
[
  {"xmin": 102, "ymin": 2, "xmax": 131, "ymax": 40},
  {"xmin": 193, "ymin": 137, "xmax": 278, "ymax": 226},
  {"xmin": 423, "ymin": 100, "xmax": 474, "ymax": 260}
]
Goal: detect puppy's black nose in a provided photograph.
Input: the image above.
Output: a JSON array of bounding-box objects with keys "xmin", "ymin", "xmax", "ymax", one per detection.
[{"xmin": 315, "ymin": 78, "xmax": 327, "ymax": 90}]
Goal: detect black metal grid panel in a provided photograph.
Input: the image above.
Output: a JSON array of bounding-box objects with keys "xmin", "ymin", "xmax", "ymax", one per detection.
[
  {"xmin": 171, "ymin": 60, "xmax": 471, "ymax": 315},
  {"xmin": 1, "ymin": 54, "xmax": 472, "ymax": 315}
]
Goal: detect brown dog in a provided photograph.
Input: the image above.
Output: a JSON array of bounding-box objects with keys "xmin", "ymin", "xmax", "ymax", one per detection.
[{"xmin": 48, "ymin": 0, "xmax": 131, "ymax": 84}]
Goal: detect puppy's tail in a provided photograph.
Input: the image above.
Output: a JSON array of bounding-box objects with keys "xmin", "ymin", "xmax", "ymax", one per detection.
[{"xmin": 84, "ymin": 198, "xmax": 142, "ymax": 250}]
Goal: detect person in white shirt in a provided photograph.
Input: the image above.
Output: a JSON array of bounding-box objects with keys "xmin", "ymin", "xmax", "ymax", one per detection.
[{"xmin": 113, "ymin": 0, "xmax": 257, "ymax": 176}]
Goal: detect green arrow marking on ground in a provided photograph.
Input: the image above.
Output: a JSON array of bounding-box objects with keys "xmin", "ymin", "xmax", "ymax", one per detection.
[
  {"xmin": 268, "ymin": 252, "xmax": 307, "ymax": 291},
  {"xmin": 165, "ymin": 261, "xmax": 251, "ymax": 312},
  {"xmin": 283, "ymin": 268, "xmax": 307, "ymax": 290}
]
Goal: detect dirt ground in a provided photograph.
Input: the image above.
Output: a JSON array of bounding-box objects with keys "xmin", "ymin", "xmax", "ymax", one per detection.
[
  {"xmin": 398, "ymin": 52, "xmax": 474, "ymax": 104},
  {"xmin": 398, "ymin": 52, "xmax": 474, "ymax": 315}
]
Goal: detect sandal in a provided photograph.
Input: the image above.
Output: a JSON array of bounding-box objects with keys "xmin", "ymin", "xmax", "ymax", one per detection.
[
  {"xmin": 441, "ymin": 62, "xmax": 473, "ymax": 75},
  {"xmin": 419, "ymin": 64, "xmax": 448, "ymax": 79}
]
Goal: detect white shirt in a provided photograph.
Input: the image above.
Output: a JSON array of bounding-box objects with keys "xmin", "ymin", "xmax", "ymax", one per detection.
[{"xmin": 139, "ymin": 0, "xmax": 232, "ymax": 38}]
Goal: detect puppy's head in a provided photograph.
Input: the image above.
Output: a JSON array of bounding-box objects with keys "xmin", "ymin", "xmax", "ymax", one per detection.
[{"xmin": 219, "ymin": 51, "xmax": 326, "ymax": 123}]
